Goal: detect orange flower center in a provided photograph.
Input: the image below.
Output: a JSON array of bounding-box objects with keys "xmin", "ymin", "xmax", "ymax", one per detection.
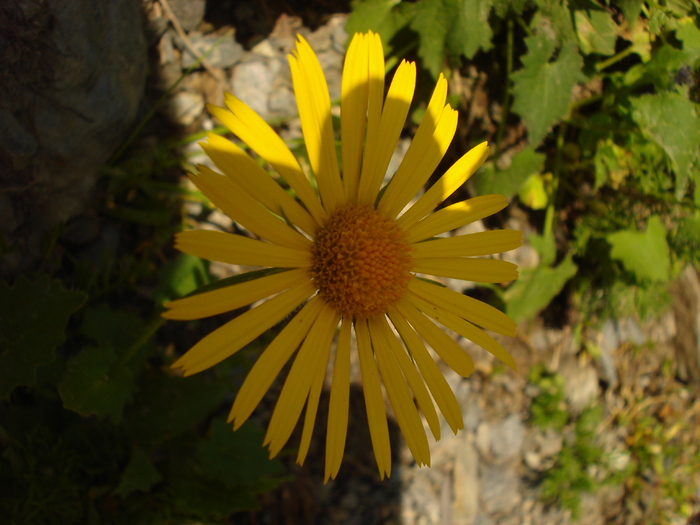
[{"xmin": 311, "ymin": 204, "xmax": 413, "ymax": 320}]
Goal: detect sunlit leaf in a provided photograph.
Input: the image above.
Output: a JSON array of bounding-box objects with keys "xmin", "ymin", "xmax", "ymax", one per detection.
[
  {"xmin": 607, "ymin": 215, "xmax": 670, "ymax": 282},
  {"xmin": 575, "ymin": 9, "xmax": 617, "ymax": 56},
  {"xmin": 511, "ymin": 31, "xmax": 584, "ymax": 145},
  {"xmin": 631, "ymin": 93, "xmax": 700, "ymax": 199},
  {"xmin": 504, "ymin": 256, "xmax": 577, "ymax": 323}
]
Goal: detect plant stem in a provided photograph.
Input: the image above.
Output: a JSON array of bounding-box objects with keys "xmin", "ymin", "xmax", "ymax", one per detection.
[
  {"xmin": 545, "ymin": 123, "xmax": 567, "ymax": 237},
  {"xmin": 595, "ymin": 46, "xmax": 635, "ymax": 72},
  {"xmin": 495, "ymin": 16, "xmax": 515, "ymax": 164}
]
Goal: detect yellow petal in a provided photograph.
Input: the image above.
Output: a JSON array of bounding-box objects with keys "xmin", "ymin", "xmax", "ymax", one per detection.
[
  {"xmin": 378, "ymin": 104, "xmax": 458, "ymax": 219},
  {"xmin": 413, "ymin": 258, "xmax": 519, "ymax": 283},
  {"xmin": 163, "ymin": 268, "xmax": 309, "ymax": 320},
  {"xmin": 265, "ymin": 303, "xmax": 339, "ymax": 458},
  {"xmin": 356, "ymin": 318, "xmax": 392, "ymax": 479},
  {"xmin": 289, "ymin": 36, "xmax": 344, "ymax": 213},
  {"xmin": 404, "ymin": 195, "xmax": 508, "ymax": 244},
  {"xmin": 210, "ymin": 97, "xmax": 327, "ymax": 224},
  {"xmin": 172, "ymin": 280, "xmax": 316, "ymax": 375},
  {"xmin": 398, "ymin": 142, "xmax": 490, "ymax": 229},
  {"xmin": 341, "ymin": 33, "xmax": 369, "ymax": 201},
  {"xmin": 369, "ymin": 317, "xmax": 431, "ymax": 467},
  {"xmin": 202, "ymin": 133, "xmax": 317, "ymax": 235},
  {"xmin": 411, "ymin": 229, "xmax": 523, "ymax": 258},
  {"xmin": 395, "ymin": 298, "xmax": 475, "ymax": 378},
  {"xmin": 408, "ymin": 278, "xmax": 517, "ymax": 337},
  {"xmin": 174, "ymin": 229, "xmax": 311, "ymax": 268},
  {"xmin": 229, "ymin": 296, "xmax": 325, "ymax": 429},
  {"xmin": 190, "ymin": 167, "xmax": 312, "ymax": 251},
  {"xmin": 373, "ymin": 315, "xmax": 441, "ymax": 441},
  {"xmin": 325, "ymin": 318, "xmax": 352, "ymax": 482},
  {"xmin": 387, "ymin": 309, "xmax": 464, "ymax": 434},
  {"xmin": 407, "ymin": 291, "xmax": 517, "ymax": 371},
  {"xmin": 361, "ymin": 32, "xmax": 385, "ymax": 198},
  {"xmin": 358, "ymin": 59, "xmax": 416, "ymax": 205}
]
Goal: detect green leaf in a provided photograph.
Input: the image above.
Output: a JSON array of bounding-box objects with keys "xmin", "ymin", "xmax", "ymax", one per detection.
[
  {"xmin": 504, "ymin": 254, "xmax": 577, "ymax": 323},
  {"xmin": 59, "ymin": 345, "xmax": 137, "ymax": 422},
  {"xmin": 114, "ymin": 446, "xmax": 162, "ymax": 496},
  {"xmin": 607, "ymin": 215, "xmax": 670, "ymax": 282},
  {"xmin": 631, "ymin": 93, "xmax": 700, "ymax": 199},
  {"xmin": 575, "ymin": 9, "xmax": 617, "ymax": 56},
  {"xmin": 154, "ymin": 253, "xmax": 210, "ymax": 305},
  {"xmin": 0, "ymin": 275, "xmax": 85, "ymax": 398},
  {"xmin": 615, "ymin": 0, "xmax": 644, "ymax": 26},
  {"xmin": 511, "ymin": 32, "xmax": 584, "ymax": 145},
  {"xmin": 196, "ymin": 419, "xmax": 284, "ymax": 489},
  {"xmin": 518, "ymin": 173, "xmax": 549, "ymax": 209},
  {"xmin": 534, "ymin": 0, "xmax": 577, "ymax": 43},
  {"xmin": 448, "ymin": 0, "xmax": 495, "ymax": 60},
  {"xmin": 473, "ymin": 147, "xmax": 546, "ymax": 199},
  {"xmin": 123, "ymin": 373, "xmax": 226, "ymax": 446},
  {"xmin": 676, "ymin": 17, "xmax": 700, "ymax": 63},
  {"xmin": 345, "ymin": 0, "xmax": 402, "ymax": 36},
  {"xmin": 59, "ymin": 305, "xmax": 148, "ymax": 421},
  {"xmin": 410, "ymin": 0, "xmax": 457, "ymax": 78}
]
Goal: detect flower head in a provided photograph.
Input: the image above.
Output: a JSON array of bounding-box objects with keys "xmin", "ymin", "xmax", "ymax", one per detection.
[{"xmin": 164, "ymin": 31, "xmax": 521, "ymax": 481}]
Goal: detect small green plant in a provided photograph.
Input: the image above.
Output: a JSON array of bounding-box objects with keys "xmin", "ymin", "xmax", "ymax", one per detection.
[
  {"xmin": 528, "ymin": 364, "xmax": 568, "ymax": 431},
  {"xmin": 540, "ymin": 405, "xmax": 605, "ymax": 520}
]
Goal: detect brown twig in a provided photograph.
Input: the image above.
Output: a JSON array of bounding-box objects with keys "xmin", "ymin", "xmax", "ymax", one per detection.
[{"xmin": 158, "ymin": 0, "xmax": 225, "ymax": 84}]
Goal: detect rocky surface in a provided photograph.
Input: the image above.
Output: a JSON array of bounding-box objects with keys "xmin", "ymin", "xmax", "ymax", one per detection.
[{"xmin": 0, "ymin": 0, "xmax": 148, "ymax": 276}]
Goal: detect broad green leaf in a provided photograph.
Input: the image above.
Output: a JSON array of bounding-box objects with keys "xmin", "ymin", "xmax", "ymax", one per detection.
[
  {"xmin": 123, "ymin": 373, "xmax": 226, "ymax": 446},
  {"xmin": 411, "ymin": 0, "xmax": 458, "ymax": 78},
  {"xmin": 607, "ymin": 215, "xmax": 670, "ymax": 282},
  {"xmin": 631, "ymin": 93, "xmax": 700, "ymax": 199},
  {"xmin": 534, "ymin": 0, "xmax": 577, "ymax": 43},
  {"xmin": 155, "ymin": 252, "xmax": 210, "ymax": 305},
  {"xmin": 615, "ymin": 0, "xmax": 644, "ymax": 26},
  {"xmin": 448, "ymin": 0, "xmax": 495, "ymax": 60},
  {"xmin": 59, "ymin": 305, "xmax": 148, "ymax": 421},
  {"xmin": 345, "ymin": 0, "xmax": 402, "ymax": 37},
  {"xmin": 472, "ymin": 147, "xmax": 546, "ymax": 199},
  {"xmin": 0, "ymin": 275, "xmax": 85, "ymax": 398},
  {"xmin": 530, "ymin": 232, "xmax": 557, "ymax": 266},
  {"xmin": 676, "ymin": 17, "xmax": 700, "ymax": 63},
  {"xmin": 345, "ymin": 0, "xmax": 416, "ymax": 60},
  {"xmin": 59, "ymin": 345, "xmax": 136, "ymax": 422},
  {"xmin": 196, "ymin": 419, "xmax": 284, "ymax": 489},
  {"xmin": 575, "ymin": 9, "xmax": 617, "ymax": 56},
  {"xmin": 511, "ymin": 32, "xmax": 584, "ymax": 145},
  {"xmin": 114, "ymin": 446, "xmax": 162, "ymax": 496},
  {"xmin": 504, "ymin": 255, "xmax": 577, "ymax": 323}
]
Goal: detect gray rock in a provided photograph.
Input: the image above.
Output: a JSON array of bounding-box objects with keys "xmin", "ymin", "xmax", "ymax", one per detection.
[
  {"xmin": 559, "ymin": 355, "xmax": 599, "ymax": 414},
  {"xmin": 0, "ymin": 0, "xmax": 147, "ymax": 276},
  {"xmin": 181, "ymin": 31, "xmax": 244, "ymax": 70},
  {"xmin": 167, "ymin": 0, "xmax": 205, "ymax": 32},
  {"xmin": 480, "ymin": 464, "xmax": 521, "ymax": 515},
  {"xmin": 490, "ymin": 414, "xmax": 524, "ymax": 461},
  {"xmin": 165, "ymin": 91, "xmax": 204, "ymax": 126},
  {"xmin": 452, "ymin": 439, "xmax": 479, "ymax": 525}
]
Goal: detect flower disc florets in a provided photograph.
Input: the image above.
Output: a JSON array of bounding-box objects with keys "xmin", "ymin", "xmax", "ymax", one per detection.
[{"xmin": 311, "ymin": 204, "xmax": 413, "ymax": 319}]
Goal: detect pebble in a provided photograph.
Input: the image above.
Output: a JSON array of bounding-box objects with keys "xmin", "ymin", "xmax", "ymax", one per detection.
[
  {"xmin": 452, "ymin": 438, "xmax": 478, "ymax": 524},
  {"xmin": 490, "ymin": 414, "xmax": 524, "ymax": 462},
  {"xmin": 181, "ymin": 31, "xmax": 244, "ymax": 69},
  {"xmin": 559, "ymin": 355, "xmax": 599, "ymax": 414},
  {"xmin": 166, "ymin": 91, "xmax": 204, "ymax": 126},
  {"xmin": 480, "ymin": 464, "xmax": 522, "ymax": 515}
]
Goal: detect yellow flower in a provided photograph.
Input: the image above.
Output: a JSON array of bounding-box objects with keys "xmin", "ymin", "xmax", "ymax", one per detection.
[{"xmin": 164, "ymin": 31, "xmax": 521, "ymax": 481}]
